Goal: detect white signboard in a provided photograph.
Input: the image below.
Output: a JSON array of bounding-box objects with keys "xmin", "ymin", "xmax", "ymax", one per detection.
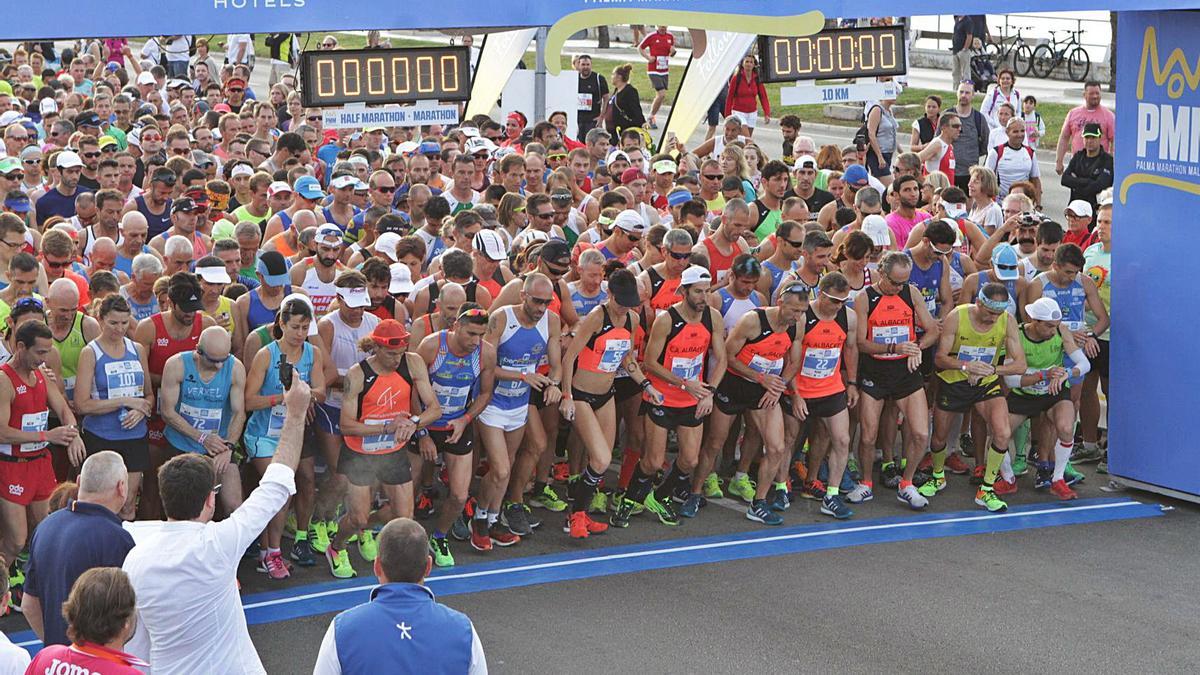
[
  {"xmin": 780, "ymin": 81, "xmax": 901, "ymax": 106},
  {"xmin": 321, "ymin": 104, "xmax": 460, "ymax": 130},
  {"xmin": 498, "ymin": 70, "xmax": 579, "ymax": 140}
]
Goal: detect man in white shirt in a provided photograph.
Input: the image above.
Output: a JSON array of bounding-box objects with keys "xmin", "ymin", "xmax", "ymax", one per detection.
[
  {"xmin": 0, "ymin": 572, "xmax": 31, "ymax": 674},
  {"xmin": 226, "ymin": 34, "xmax": 254, "ymax": 67},
  {"xmin": 122, "ymin": 375, "xmax": 312, "ymax": 675},
  {"xmin": 984, "ymin": 117, "xmax": 1041, "ymax": 199}
]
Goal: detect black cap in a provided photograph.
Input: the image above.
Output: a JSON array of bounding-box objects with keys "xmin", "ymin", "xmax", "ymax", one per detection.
[
  {"xmin": 1082, "ymin": 122, "xmax": 1103, "ymax": 138},
  {"xmin": 73, "ymin": 111, "xmax": 101, "ymax": 128},
  {"xmin": 258, "ymin": 250, "xmax": 289, "ymax": 276},
  {"xmin": 168, "ymin": 272, "xmax": 205, "ymax": 312},
  {"xmin": 171, "ymin": 197, "xmax": 197, "ymax": 214},
  {"xmin": 540, "ymin": 240, "xmax": 572, "ymax": 265},
  {"xmin": 608, "ymin": 272, "xmax": 641, "ymax": 308}
]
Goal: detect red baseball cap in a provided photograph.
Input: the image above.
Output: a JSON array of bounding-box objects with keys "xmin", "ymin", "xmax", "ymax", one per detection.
[
  {"xmin": 620, "ymin": 167, "xmax": 647, "ymax": 184},
  {"xmin": 225, "ymin": 78, "xmax": 247, "ymax": 89},
  {"xmin": 370, "ymin": 319, "xmax": 410, "ymax": 347}
]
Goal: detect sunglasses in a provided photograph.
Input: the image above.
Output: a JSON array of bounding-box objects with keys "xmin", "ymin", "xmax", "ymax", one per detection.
[
  {"xmin": 375, "ymin": 186, "xmax": 396, "ymax": 193},
  {"xmin": 994, "ymin": 263, "xmax": 1019, "ymax": 271},
  {"xmin": 529, "ymin": 296, "xmax": 553, "ymax": 307},
  {"xmin": 931, "ymin": 245, "xmax": 953, "ymax": 256},
  {"xmin": 534, "ymin": 211, "xmax": 554, "ymax": 219},
  {"xmin": 458, "ymin": 308, "xmax": 488, "ymax": 320},
  {"xmin": 227, "ymin": 88, "xmax": 244, "ymax": 94},
  {"xmin": 784, "ymin": 238, "xmax": 804, "ymax": 248},
  {"xmin": 547, "ymin": 153, "xmax": 567, "ymax": 160},
  {"xmin": 211, "ymin": 483, "xmax": 223, "ymax": 494},
  {"xmin": 306, "ymin": 115, "xmax": 321, "ymax": 121},
  {"xmin": 82, "ymin": 152, "xmax": 101, "ymax": 159},
  {"xmin": 372, "ymin": 335, "xmax": 408, "ymax": 347},
  {"xmin": 101, "ymin": 146, "xmax": 118, "ymax": 153},
  {"xmin": 625, "ymin": 232, "xmax": 641, "ymax": 243},
  {"xmin": 545, "ymin": 263, "xmax": 570, "ymax": 276},
  {"xmin": 4, "ymin": 173, "xmax": 23, "ymax": 181},
  {"xmin": 667, "ymin": 250, "xmax": 691, "ymax": 260},
  {"xmin": 44, "ymin": 258, "xmax": 72, "ymax": 269},
  {"xmin": 702, "ymin": 174, "xmax": 722, "ymax": 180},
  {"xmin": 822, "ymin": 291, "xmax": 849, "ymax": 305},
  {"xmin": 22, "ymin": 159, "xmax": 39, "ymax": 165},
  {"xmin": 196, "ymin": 346, "xmax": 228, "ymax": 365}
]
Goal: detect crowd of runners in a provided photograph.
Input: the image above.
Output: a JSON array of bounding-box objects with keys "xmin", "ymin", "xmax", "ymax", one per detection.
[{"xmin": 0, "ymin": 24, "xmax": 1115, "ymax": 638}]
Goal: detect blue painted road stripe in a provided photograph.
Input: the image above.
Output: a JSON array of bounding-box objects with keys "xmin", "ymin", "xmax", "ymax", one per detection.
[{"xmin": 12, "ymin": 497, "xmax": 1161, "ymax": 650}]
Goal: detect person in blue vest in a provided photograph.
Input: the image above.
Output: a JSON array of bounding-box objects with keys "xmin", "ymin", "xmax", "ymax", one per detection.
[{"xmin": 313, "ymin": 517, "xmax": 487, "ymax": 675}]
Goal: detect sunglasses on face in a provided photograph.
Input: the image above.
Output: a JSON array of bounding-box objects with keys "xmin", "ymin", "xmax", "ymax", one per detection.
[
  {"xmin": 784, "ymin": 238, "xmax": 804, "ymax": 248},
  {"xmin": 667, "ymin": 250, "xmax": 691, "ymax": 260},
  {"xmin": 375, "ymin": 186, "xmax": 396, "ymax": 193},
  {"xmin": 822, "ymin": 291, "xmax": 849, "ymax": 305},
  {"xmin": 101, "ymin": 146, "xmax": 117, "ymax": 153},
  {"xmin": 22, "ymin": 159, "xmax": 39, "ymax": 165},
  {"xmin": 3, "ymin": 173, "xmax": 23, "ymax": 181},
  {"xmin": 994, "ymin": 263, "xmax": 1018, "ymax": 271},
  {"xmin": 44, "ymin": 258, "xmax": 71, "ymax": 269},
  {"xmin": 81, "ymin": 152, "xmax": 100, "ymax": 159},
  {"xmin": 529, "ymin": 296, "xmax": 553, "ymax": 307},
  {"xmin": 545, "ymin": 263, "xmax": 570, "ymax": 276},
  {"xmin": 534, "ymin": 211, "xmax": 554, "ymax": 219},
  {"xmin": 306, "ymin": 115, "xmax": 321, "ymax": 121},
  {"xmin": 227, "ymin": 87, "xmax": 244, "ymax": 94}
]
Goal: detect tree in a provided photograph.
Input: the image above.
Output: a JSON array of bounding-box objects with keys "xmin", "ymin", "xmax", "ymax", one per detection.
[{"xmin": 597, "ymin": 26, "xmax": 610, "ymax": 50}]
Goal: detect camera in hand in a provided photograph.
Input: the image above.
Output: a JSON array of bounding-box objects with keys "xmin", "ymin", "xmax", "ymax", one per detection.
[
  {"xmin": 278, "ymin": 353, "xmax": 294, "ymax": 390},
  {"xmin": 1018, "ymin": 211, "xmax": 1047, "ymax": 226}
]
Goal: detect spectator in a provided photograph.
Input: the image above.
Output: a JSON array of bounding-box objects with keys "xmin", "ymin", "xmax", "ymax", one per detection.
[
  {"xmin": 607, "ymin": 64, "xmax": 645, "ymax": 142},
  {"xmin": 980, "ymin": 67, "xmax": 1022, "ymax": 127},
  {"xmin": 1060, "ymin": 122, "xmax": 1113, "ymax": 210},
  {"xmin": 23, "ymin": 451, "xmax": 136, "ymax": 645},
  {"xmin": 122, "ymin": 377, "xmax": 312, "ymax": 674},
  {"xmin": 574, "ymin": 55, "xmax": 608, "ymax": 141},
  {"xmin": 313, "ymin": 518, "xmax": 486, "ymax": 675},
  {"xmin": 950, "ymin": 81, "xmax": 989, "ymax": 192},
  {"xmin": 910, "ymin": 95, "xmax": 942, "ymax": 153},
  {"xmin": 864, "ymin": 94, "xmax": 898, "ymax": 186},
  {"xmin": 1055, "ymin": 81, "xmax": 1115, "ymax": 176},
  {"xmin": 0, "ymin": 569, "xmax": 30, "ymax": 673},
  {"xmin": 950, "ymin": 15, "xmax": 977, "ymax": 88},
  {"xmin": 638, "ymin": 26, "xmax": 675, "ymax": 129},
  {"xmin": 985, "ymin": 117, "xmax": 1042, "ymax": 198},
  {"xmin": 25, "ymin": 567, "xmax": 146, "ymax": 674},
  {"xmin": 723, "ymin": 54, "xmax": 771, "ymax": 139}
]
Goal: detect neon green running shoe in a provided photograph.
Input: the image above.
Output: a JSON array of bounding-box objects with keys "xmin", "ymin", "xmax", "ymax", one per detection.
[
  {"xmin": 1064, "ymin": 462, "xmax": 1086, "ymax": 486},
  {"xmin": 974, "ymin": 488, "xmax": 1008, "ymax": 513},
  {"xmin": 918, "ymin": 472, "xmax": 947, "ymax": 498},
  {"xmin": 528, "ymin": 484, "xmax": 568, "ymax": 512},
  {"xmin": 642, "ymin": 492, "xmax": 681, "ymax": 526},
  {"xmin": 702, "ymin": 473, "xmax": 724, "ymax": 499},
  {"xmin": 589, "ymin": 490, "xmax": 608, "ymax": 514},
  {"xmin": 1011, "ymin": 454, "xmax": 1029, "ymax": 477},
  {"xmin": 325, "ymin": 547, "xmax": 357, "ymax": 579},
  {"xmin": 327, "ymin": 518, "xmax": 340, "ymax": 537},
  {"xmin": 726, "ymin": 474, "xmax": 756, "ymax": 504},
  {"xmin": 429, "ymin": 535, "xmax": 455, "ymax": 568},
  {"xmin": 308, "ymin": 521, "xmax": 330, "ymax": 554},
  {"xmin": 357, "ymin": 530, "xmax": 378, "ymax": 562}
]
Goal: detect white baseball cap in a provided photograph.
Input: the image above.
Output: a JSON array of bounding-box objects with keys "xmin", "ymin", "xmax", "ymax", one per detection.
[
  {"xmin": 280, "ymin": 293, "xmax": 319, "ymax": 336},
  {"xmin": 1065, "ymin": 199, "xmax": 1094, "ymax": 219},
  {"xmin": 794, "ymin": 155, "xmax": 818, "ymax": 170},
  {"xmin": 375, "ymin": 232, "xmax": 402, "ymax": 261},
  {"xmin": 336, "ymin": 286, "xmax": 371, "ymax": 309},
  {"xmin": 679, "ymin": 265, "xmax": 712, "ymax": 288},
  {"xmin": 389, "ymin": 262, "xmax": 415, "ymax": 294},
  {"xmin": 230, "ymin": 164, "xmax": 254, "ymax": 178},
  {"xmin": 473, "ymin": 229, "xmax": 507, "ymax": 262},
  {"xmin": 862, "ymin": 214, "xmax": 891, "ymax": 247},
  {"xmin": 268, "ymin": 181, "xmax": 293, "ymax": 198},
  {"xmin": 39, "ymin": 98, "xmax": 58, "ymax": 115},
  {"xmin": 1025, "ymin": 297, "xmax": 1064, "ymax": 322},
  {"xmin": 136, "ymin": 71, "xmax": 156, "ymax": 86},
  {"xmin": 315, "ymin": 224, "xmax": 344, "ymax": 247},
  {"xmin": 612, "ymin": 209, "xmax": 646, "ymax": 235},
  {"xmin": 330, "ymin": 175, "xmax": 358, "ymax": 189},
  {"xmin": 55, "ymin": 151, "xmax": 84, "ymax": 169},
  {"xmin": 195, "ymin": 262, "xmax": 232, "ymax": 285}
]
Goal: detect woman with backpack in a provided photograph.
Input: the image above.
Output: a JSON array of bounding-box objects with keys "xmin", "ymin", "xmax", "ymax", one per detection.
[
  {"xmin": 981, "ymin": 67, "xmax": 1022, "ymax": 128},
  {"xmin": 722, "ymin": 54, "xmax": 771, "ymax": 138}
]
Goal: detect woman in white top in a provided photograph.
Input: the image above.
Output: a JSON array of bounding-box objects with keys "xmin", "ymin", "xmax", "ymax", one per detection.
[
  {"xmin": 967, "ymin": 165, "xmax": 1004, "ymax": 234},
  {"xmin": 980, "ymin": 67, "xmax": 1022, "ymax": 128}
]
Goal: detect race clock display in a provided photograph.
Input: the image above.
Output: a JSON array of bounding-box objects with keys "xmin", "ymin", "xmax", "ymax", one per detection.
[
  {"xmin": 300, "ymin": 46, "xmax": 471, "ymax": 107},
  {"xmin": 758, "ymin": 25, "xmax": 907, "ymax": 83}
]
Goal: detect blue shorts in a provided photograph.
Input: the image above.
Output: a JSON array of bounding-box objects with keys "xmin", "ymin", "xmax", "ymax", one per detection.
[
  {"xmin": 244, "ymin": 433, "xmax": 279, "ymax": 460},
  {"xmin": 315, "ymin": 402, "xmax": 342, "ymax": 435}
]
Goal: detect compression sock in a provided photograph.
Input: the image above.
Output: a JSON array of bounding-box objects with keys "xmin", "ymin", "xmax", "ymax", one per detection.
[
  {"xmin": 983, "ymin": 445, "xmax": 1007, "ymax": 490},
  {"xmin": 655, "ymin": 461, "xmax": 688, "ymax": 501},
  {"xmin": 931, "ymin": 447, "xmax": 948, "ymax": 474},
  {"xmin": 618, "ymin": 449, "xmax": 641, "ymax": 490},
  {"xmin": 572, "ymin": 466, "xmax": 604, "ymax": 514},
  {"xmin": 627, "ymin": 464, "xmax": 654, "ymax": 503},
  {"xmin": 1013, "ymin": 419, "xmax": 1030, "ymax": 461},
  {"xmin": 1053, "ymin": 440, "xmax": 1074, "ymax": 481}
]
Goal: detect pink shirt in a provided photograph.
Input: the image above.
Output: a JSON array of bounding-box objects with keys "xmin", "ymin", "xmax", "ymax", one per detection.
[
  {"xmin": 28, "ymin": 643, "xmax": 148, "ymax": 675},
  {"xmin": 886, "ymin": 210, "xmax": 932, "ymax": 247},
  {"xmin": 1062, "ymin": 105, "xmax": 1115, "ymax": 153}
]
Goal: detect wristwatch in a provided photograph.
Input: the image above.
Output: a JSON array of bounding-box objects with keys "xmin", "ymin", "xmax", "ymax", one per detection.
[{"xmin": 409, "ymin": 414, "xmax": 421, "ymax": 425}]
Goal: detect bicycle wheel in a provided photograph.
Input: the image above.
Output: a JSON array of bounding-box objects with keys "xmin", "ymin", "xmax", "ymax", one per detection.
[
  {"xmin": 1067, "ymin": 46, "xmax": 1090, "ymax": 82},
  {"xmin": 1031, "ymin": 44, "xmax": 1055, "ymax": 79},
  {"xmin": 983, "ymin": 40, "xmax": 1003, "ymax": 64},
  {"xmin": 1014, "ymin": 44, "xmax": 1035, "ymax": 77}
]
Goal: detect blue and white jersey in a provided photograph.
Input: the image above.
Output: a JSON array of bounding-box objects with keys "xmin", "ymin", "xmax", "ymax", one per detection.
[
  {"xmin": 490, "ymin": 306, "xmax": 550, "ymax": 411},
  {"xmin": 429, "ymin": 330, "xmax": 481, "ymax": 429}
]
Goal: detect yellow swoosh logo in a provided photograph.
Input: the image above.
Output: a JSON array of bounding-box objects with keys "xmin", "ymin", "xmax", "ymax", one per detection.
[
  {"xmin": 1119, "ymin": 172, "xmax": 1200, "ymax": 204},
  {"xmin": 545, "ymin": 9, "xmax": 825, "ymax": 75}
]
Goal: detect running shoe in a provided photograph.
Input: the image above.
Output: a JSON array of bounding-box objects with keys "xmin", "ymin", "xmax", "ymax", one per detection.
[
  {"xmin": 726, "ymin": 474, "xmax": 756, "ymax": 503},
  {"xmin": 959, "ymin": 433, "xmax": 973, "ymax": 451},
  {"xmin": 820, "ymin": 494, "xmax": 853, "ymax": 520},
  {"xmin": 326, "ymin": 547, "xmax": 356, "ymax": 579},
  {"xmin": 643, "ymin": 492, "xmax": 681, "ymax": 526},
  {"xmin": 582, "ymin": 512, "xmax": 608, "ymax": 534},
  {"xmin": 768, "ymin": 488, "xmax": 791, "ymax": 512},
  {"xmin": 357, "ymin": 530, "xmax": 379, "ymax": 562},
  {"xmin": 746, "ymin": 499, "xmax": 783, "ymax": 526},
  {"xmin": 944, "ymin": 453, "xmax": 971, "ymax": 475},
  {"xmin": 918, "ymin": 472, "xmax": 947, "ymax": 498},
  {"xmin": 846, "ymin": 483, "xmax": 874, "ymax": 504},
  {"xmin": 970, "ymin": 465, "xmax": 985, "ymax": 485},
  {"xmin": 1034, "ymin": 463, "xmax": 1053, "ymax": 489},
  {"xmin": 679, "ymin": 493, "xmax": 702, "ymax": 518},
  {"xmin": 1070, "ymin": 444, "xmax": 1103, "ymax": 464},
  {"xmin": 974, "ymin": 489, "xmax": 1008, "ymax": 512},
  {"xmin": 1050, "ymin": 479, "xmax": 1078, "ymax": 501},
  {"xmin": 1012, "ymin": 452, "xmax": 1029, "ymax": 477},
  {"xmin": 450, "ymin": 514, "xmax": 472, "ymax": 542},
  {"xmin": 993, "ymin": 476, "xmax": 1018, "ymax": 496},
  {"xmin": 261, "ymin": 550, "xmax": 290, "ymax": 580},
  {"xmin": 502, "ymin": 502, "xmax": 533, "ymax": 536},
  {"xmin": 789, "ymin": 460, "xmax": 809, "ymax": 485},
  {"xmin": 551, "ymin": 461, "xmax": 570, "ymax": 483},
  {"xmin": 290, "ymin": 539, "xmax": 316, "ymax": 567},
  {"xmin": 917, "ymin": 453, "xmax": 933, "ymax": 473},
  {"xmin": 609, "ymin": 497, "xmax": 636, "ymax": 528},
  {"xmin": 1064, "ymin": 463, "xmax": 1085, "ymax": 486},
  {"xmin": 489, "ymin": 524, "xmax": 521, "ymax": 547},
  {"xmin": 470, "ymin": 519, "xmax": 492, "ymax": 552},
  {"xmin": 565, "ymin": 511, "xmax": 590, "ymax": 538},
  {"xmin": 429, "ymin": 535, "xmax": 455, "ymax": 568},
  {"xmin": 1100, "ymin": 480, "xmax": 1125, "ymax": 493},
  {"xmin": 881, "ymin": 462, "xmax": 901, "ymax": 489},
  {"xmin": 1097, "ymin": 459, "xmax": 1108, "ymax": 475},
  {"xmin": 800, "ymin": 479, "xmax": 826, "ymax": 500},
  {"xmin": 702, "ymin": 473, "xmax": 724, "ymax": 499},
  {"xmin": 897, "ymin": 484, "xmax": 929, "ymax": 510},
  {"xmin": 589, "ymin": 490, "xmax": 609, "ymax": 514},
  {"xmin": 521, "ymin": 503, "xmax": 543, "ymax": 530},
  {"xmin": 529, "ymin": 484, "xmax": 568, "ymax": 512},
  {"xmin": 415, "ymin": 492, "xmax": 436, "ymax": 520}
]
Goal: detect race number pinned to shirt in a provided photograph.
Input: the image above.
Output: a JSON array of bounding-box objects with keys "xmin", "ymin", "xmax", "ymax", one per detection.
[
  {"xmin": 360, "ymin": 418, "xmax": 396, "ymax": 454},
  {"xmin": 656, "ymin": 56, "xmax": 670, "ymax": 71},
  {"xmin": 749, "ymin": 354, "xmax": 784, "ymax": 376},
  {"xmin": 598, "ymin": 339, "xmax": 632, "ymax": 373},
  {"xmin": 801, "ymin": 347, "xmax": 841, "ymax": 379},
  {"xmin": 266, "ymin": 404, "xmax": 287, "ymax": 438},
  {"xmin": 958, "ymin": 345, "xmax": 997, "ymax": 364},
  {"xmin": 578, "ymin": 93, "xmax": 593, "ymax": 111},
  {"xmin": 179, "ymin": 402, "xmax": 222, "ymax": 433},
  {"xmin": 20, "ymin": 411, "xmax": 49, "ymax": 453},
  {"xmin": 671, "ymin": 354, "xmax": 703, "ymax": 381},
  {"xmin": 434, "ymin": 384, "xmax": 470, "ymax": 417},
  {"xmin": 104, "ymin": 360, "xmax": 144, "ymax": 399}
]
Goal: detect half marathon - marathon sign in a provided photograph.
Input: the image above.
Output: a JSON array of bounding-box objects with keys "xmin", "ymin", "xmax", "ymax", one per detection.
[{"xmin": 321, "ymin": 105, "xmax": 460, "ymax": 129}]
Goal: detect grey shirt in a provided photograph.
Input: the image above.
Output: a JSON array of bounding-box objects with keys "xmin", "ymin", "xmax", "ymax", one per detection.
[{"xmin": 953, "ymin": 108, "xmax": 986, "ymax": 175}]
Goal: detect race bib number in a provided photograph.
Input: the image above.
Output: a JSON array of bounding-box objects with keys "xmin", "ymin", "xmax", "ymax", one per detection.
[
  {"xmin": 958, "ymin": 345, "xmax": 997, "ymax": 365},
  {"xmin": 104, "ymin": 360, "xmax": 144, "ymax": 399},
  {"xmin": 434, "ymin": 384, "xmax": 470, "ymax": 416},
  {"xmin": 748, "ymin": 354, "xmax": 784, "ymax": 376},
  {"xmin": 496, "ymin": 373, "xmax": 531, "ymax": 398},
  {"xmin": 1024, "ymin": 369, "xmax": 1050, "ymax": 395},
  {"xmin": 923, "ymin": 291, "xmax": 938, "ymax": 316},
  {"xmin": 20, "ymin": 411, "xmax": 49, "ymax": 453},
  {"xmin": 801, "ymin": 347, "xmax": 841, "ymax": 379},
  {"xmin": 872, "ymin": 325, "xmax": 908, "ymax": 346},
  {"xmin": 326, "ymin": 388, "xmax": 344, "ymax": 408},
  {"xmin": 266, "ymin": 404, "xmax": 287, "ymax": 438},
  {"xmin": 716, "ymin": 269, "xmax": 729, "ymax": 283},
  {"xmin": 656, "ymin": 56, "xmax": 669, "ymax": 71},
  {"xmin": 1064, "ymin": 320, "xmax": 1085, "ymax": 332},
  {"xmin": 180, "ymin": 402, "xmax": 221, "ymax": 433},
  {"xmin": 64, "ymin": 375, "xmax": 76, "ymax": 399},
  {"xmin": 598, "ymin": 339, "xmax": 631, "ymax": 373},
  {"xmin": 670, "ymin": 354, "xmax": 703, "ymax": 381},
  {"xmin": 360, "ymin": 418, "xmax": 396, "ymax": 454},
  {"xmin": 577, "ymin": 93, "xmax": 593, "ymax": 111}
]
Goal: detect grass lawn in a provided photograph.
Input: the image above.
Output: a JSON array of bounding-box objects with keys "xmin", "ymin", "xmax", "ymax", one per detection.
[{"xmin": 247, "ymin": 32, "xmax": 1069, "ymax": 146}]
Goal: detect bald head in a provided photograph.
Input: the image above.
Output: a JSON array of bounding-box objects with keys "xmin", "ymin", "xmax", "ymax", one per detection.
[
  {"xmin": 292, "ymin": 209, "xmax": 318, "ymax": 230},
  {"xmin": 439, "ymin": 282, "xmax": 466, "ymax": 307},
  {"xmin": 91, "ymin": 236, "xmax": 117, "ymax": 258},
  {"xmin": 48, "ymin": 277, "xmax": 79, "ymax": 304},
  {"xmin": 522, "ymin": 272, "xmax": 552, "ymax": 295},
  {"xmin": 121, "ymin": 210, "xmax": 148, "ymax": 232},
  {"xmin": 197, "ymin": 325, "xmax": 231, "ymax": 360}
]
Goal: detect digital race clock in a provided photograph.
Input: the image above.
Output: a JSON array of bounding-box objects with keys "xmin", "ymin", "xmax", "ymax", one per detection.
[
  {"xmin": 300, "ymin": 46, "xmax": 472, "ymax": 108},
  {"xmin": 758, "ymin": 25, "xmax": 907, "ymax": 83}
]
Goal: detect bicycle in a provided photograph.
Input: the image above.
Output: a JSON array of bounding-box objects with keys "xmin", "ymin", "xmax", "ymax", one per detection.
[
  {"xmin": 983, "ymin": 24, "xmax": 1037, "ymax": 77},
  {"xmin": 1031, "ymin": 29, "xmax": 1090, "ymax": 82}
]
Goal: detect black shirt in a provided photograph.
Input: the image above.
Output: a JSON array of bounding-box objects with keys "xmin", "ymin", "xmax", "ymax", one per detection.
[
  {"xmin": 952, "ymin": 16, "xmax": 974, "ymax": 53},
  {"xmin": 610, "ymin": 85, "xmax": 645, "ymax": 133},
  {"xmin": 77, "ymin": 174, "xmax": 101, "ymax": 192},
  {"xmin": 784, "ymin": 186, "xmax": 835, "ymax": 214},
  {"xmin": 577, "ymin": 72, "xmax": 609, "ymax": 122},
  {"xmin": 1061, "ymin": 149, "xmax": 1114, "ymax": 206}
]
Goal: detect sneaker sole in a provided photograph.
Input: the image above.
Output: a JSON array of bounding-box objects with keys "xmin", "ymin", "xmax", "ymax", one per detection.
[
  {"xmin": 973, "ymin": 498, "xmax": 1008, "ymax": 512},
  {"xmin": 846, "ymin": 494, "xmax": 873, "ymax": 504},
  {"xmin": 470, "ymin": 540, "xmax": 493, "ymax": 552},
  {"xmin": 745, "ymin": 512, "xmax": 782, "ymax": 526},
  {"xmin": 820, "ymin": 506, "xmax": 853, "ymax": 520}
]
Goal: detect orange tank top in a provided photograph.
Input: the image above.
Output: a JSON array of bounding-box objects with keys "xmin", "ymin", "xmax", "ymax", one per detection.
[
  {"xmin": 864, "ymin": 285, "xmax": 916, "ymax": 361},
  {"xmin": 578, "ymin": 305, "xmax": 635, "ymax": 375},
  {"xmin": 795, "ymin": 305, "xmax": 849, "ymax": 398},
  {"xmin": 646, "ymin": 306, "xmax": 713, "ymax": 408},
  {"xmin": 345, "ymin": 357, "xmax": 413, "ymax": 455},
  {"xmin": 733, "ymin": 309, "xmax": 796, "ymax": 381}
]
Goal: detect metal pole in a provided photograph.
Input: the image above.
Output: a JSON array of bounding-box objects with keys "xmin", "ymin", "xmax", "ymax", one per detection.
[{"xmin": 535, "ymin": 26, "xmax": 548, "ymax": 122}]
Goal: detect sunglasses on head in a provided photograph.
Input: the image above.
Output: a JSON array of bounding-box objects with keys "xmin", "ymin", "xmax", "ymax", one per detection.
[
  {"xmin": 458, "ymin": 308, "xmax": 488, "ymax": 321},
  {"xmin": 14, "ymin": 297, "xmax": 43, "ymax": 310}
]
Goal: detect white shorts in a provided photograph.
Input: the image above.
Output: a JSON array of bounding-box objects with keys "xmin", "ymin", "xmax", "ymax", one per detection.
[
  {"xmin": 478, "ymin": 404, "xmax": 528, "ymax": 432},
  {"xmin": 732, "ymin": 110, "xmax": 758, "ymax": 129}
]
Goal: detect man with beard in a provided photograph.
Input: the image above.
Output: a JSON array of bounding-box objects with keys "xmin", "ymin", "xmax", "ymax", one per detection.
[
  {"xmin": 35, "ymin": 152, "xmax": 89, "ymax": 227},
  {"xmin": 290, "ymin": 225, "xmax": 346, "ymax": 317},
  {"xmin": 149, "ymin": 197, "xmax": 211, "ymax": 259}
]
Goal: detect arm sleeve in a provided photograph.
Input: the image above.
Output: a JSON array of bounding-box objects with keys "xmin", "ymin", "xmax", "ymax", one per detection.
[
  {"xmin": 214, "ymin": 462, "xmax": 296, "ymax": 565},
  {"xmin": 468, "ymin": 623, "xmax": 488, "ymax": 675},
  {"xmin": 312, "ymin": 621, "xmax": 342, "ymax": 675},
  {"xmin": 1003, "ymin": 374, "xmax": 1023, "ymax": 388},
  {"xmin": 1068, "ymin": 349, "xmax": 1092, "ymax": 378}
]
